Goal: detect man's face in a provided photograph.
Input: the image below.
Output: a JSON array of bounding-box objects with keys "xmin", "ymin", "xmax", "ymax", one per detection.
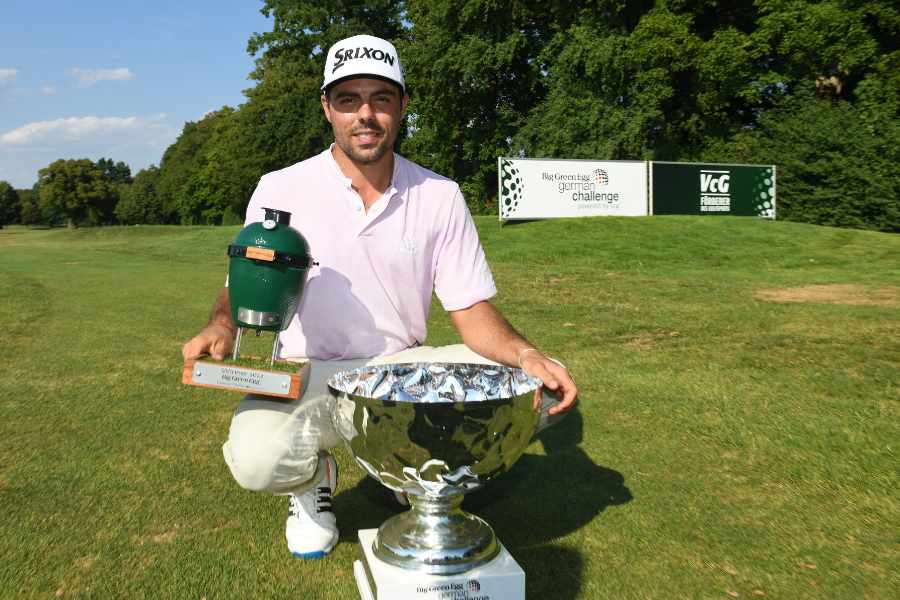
[{"xmin": 321, "ymin": 78, "xmax": 408, "ymax": 165}]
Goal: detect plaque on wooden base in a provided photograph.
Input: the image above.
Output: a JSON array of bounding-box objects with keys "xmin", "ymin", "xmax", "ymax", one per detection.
[{"xmin": 182, "ymin": 358, "xmax": 308, "ymax": 400}]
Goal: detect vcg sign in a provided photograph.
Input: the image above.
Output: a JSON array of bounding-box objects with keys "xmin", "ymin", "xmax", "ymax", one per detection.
[
  {"xmin": 700, "ymin": 171, "xmax": 730, "ymax": 194},
  {"xmin": 651, "ymin": 162, "xmax": 775, "ymax": 218}
]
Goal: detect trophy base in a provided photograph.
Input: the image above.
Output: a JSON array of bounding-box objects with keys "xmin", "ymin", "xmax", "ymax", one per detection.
[
  {"xmin": 182, "ymin": 358, "xmax": 309, "ymax": 399},
  {"xmin": 354, "ymin": 529, "xmax": 525, "ymax": 600}
]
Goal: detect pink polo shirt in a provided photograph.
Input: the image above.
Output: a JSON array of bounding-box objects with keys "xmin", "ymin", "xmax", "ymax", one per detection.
[{"xmin": 241, "ymin": 147, "xmax": 497, "ymax": 360}]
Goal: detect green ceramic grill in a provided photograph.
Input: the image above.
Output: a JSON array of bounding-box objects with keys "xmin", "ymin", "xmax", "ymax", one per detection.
[{"xmin": 226, "ymin": 207, "xmax": 314, "ymax": 363}]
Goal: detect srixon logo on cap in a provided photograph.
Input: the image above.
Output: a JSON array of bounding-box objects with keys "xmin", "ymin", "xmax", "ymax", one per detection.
[{"xmin": 332, "ymin": 46, "xmax": 396, "ymax": 74}]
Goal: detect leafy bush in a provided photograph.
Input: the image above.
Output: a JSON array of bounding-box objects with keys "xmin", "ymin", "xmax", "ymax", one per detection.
[{"xmin": 703, "ymin": 97, "xmax": 899, "ymax": 232}]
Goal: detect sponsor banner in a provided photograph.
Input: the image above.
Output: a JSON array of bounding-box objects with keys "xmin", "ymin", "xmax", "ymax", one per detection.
[
  {"xmin": 498, "ymin": 158, "xmax": 648, "ymax": 220},
  {"xmin": 650, "ymin": 162, "xmax": 776, "ymax": 218}
]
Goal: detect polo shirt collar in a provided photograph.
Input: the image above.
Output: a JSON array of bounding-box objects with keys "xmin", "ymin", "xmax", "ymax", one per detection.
[
  {"xmin": 322, "ymin": 144, "xmax": 403, "ymax": 197},
  {"xmin": 323, "ymin": 145, "xmax": 402, "ymax": 234}
]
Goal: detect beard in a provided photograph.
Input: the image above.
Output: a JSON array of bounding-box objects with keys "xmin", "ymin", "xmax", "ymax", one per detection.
[{"xmin": 335, "ymin": 120, "xmax": 395, "ymax": 165}]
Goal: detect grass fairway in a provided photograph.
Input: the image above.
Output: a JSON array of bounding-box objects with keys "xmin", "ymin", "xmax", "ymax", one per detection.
[{"xmin": 1, "ymin": 217, "xmax": 898, "ymax": 599}]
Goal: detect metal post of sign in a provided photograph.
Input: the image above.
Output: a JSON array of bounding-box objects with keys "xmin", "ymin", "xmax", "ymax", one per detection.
[
  {"xmin": 772, "ymin": 165, "xmax": 778, "ymax": 219},
  {"xmin": 497, "ymin": 157, "xmax": 503, "ymax": 224}
]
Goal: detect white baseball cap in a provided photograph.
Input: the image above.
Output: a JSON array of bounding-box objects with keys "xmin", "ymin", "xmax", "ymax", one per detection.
[{"xmin": 322, "ymin": 34, "xmax": 405, "ymax": 93}]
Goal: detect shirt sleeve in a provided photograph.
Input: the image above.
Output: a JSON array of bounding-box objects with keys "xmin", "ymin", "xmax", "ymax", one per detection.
[{"xmin": 432, "ymin": 187, "xmax": 497, "ymax": 311}]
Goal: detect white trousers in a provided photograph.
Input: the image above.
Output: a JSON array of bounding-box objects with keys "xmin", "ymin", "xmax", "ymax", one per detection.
[{"xmin": 222, "ymin": 344, "xmax": 560, "ymax": 495}]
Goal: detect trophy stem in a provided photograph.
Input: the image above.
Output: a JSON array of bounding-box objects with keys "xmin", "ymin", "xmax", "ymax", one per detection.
[
  {"xmin": 270, "ymin": 332, "xmax": 280, "ymax": 366},
  {"xmin": 372, "ymin": 490, "xmax": 500, "ymax": 575},
  {"xmin": 232, "ymin": 327, "xmax": 243, "ymax": 361}
]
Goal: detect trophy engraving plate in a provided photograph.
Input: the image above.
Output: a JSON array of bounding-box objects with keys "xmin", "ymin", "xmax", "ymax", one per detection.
[
  {"xmin": 192, "ymin": 361, "xmax": 291, "ymax": 394},
  {"xmin": 183, "ymin": 358, "xmax": 306, "ymax": 399},
  {"xmin": 354, "ymin": 529, "xmax": 525, "ymax": 600}
]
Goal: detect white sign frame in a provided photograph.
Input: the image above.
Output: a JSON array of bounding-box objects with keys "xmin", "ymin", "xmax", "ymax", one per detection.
[{"xmin": 498, "ymin": 157, "xmax": 649, "ymax": 221}]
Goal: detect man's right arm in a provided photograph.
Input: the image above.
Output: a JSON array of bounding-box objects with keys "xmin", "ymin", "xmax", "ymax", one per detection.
[{"xmin": 181, "ymin": 288, "xmax": 236, "ymax": 360}]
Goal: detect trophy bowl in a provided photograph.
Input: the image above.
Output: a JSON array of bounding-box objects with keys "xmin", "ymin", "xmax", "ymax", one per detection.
[{"xmin": 328, "ymin": 362, "xmax": 542, "ymax": 575}]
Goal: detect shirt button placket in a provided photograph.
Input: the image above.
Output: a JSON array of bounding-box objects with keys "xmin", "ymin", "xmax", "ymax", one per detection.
[{"xmin": 349, "ymin": 192, "xmax": 367, "ymax": 237}]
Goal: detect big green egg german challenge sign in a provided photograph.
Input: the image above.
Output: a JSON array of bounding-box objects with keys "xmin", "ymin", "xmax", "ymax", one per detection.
[
  {"xmin": 498, "ymin": 157, "xmax": 648, "ymax": 220},
  {"xmin": 651, "ymin": 162, "xmax": 776, "ymax": 218}
]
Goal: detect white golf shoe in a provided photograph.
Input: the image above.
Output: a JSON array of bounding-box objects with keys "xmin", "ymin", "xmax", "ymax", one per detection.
[{"xmin": 286, "ymin": 452, "xmax": 339, "ymax": 559}]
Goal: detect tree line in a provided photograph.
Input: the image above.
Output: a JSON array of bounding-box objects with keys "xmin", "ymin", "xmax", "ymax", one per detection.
[
  {"xmin": 2, "ymin": 0, "xmax": 897, "ymax": 232},
  {"xmin": 1, "ymin": 158, "xmax": 133, "ymax": 228}
]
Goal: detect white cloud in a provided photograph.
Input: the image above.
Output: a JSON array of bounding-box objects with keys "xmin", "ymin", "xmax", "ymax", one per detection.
[
  {"xmin": 41, "ymin": 85, "xmax": 57, "ymax": 96},
  {"xmin": 68, "ymin": 67, "xmax": 135, "ymax": 86},
  {"xmin": 0, "ymin": 114, "xmax": 178, "ymax": 187},
  {"xmin": 1, "ymin": 116, "xmax": 145, "ymax": 145},
  {"xmin": 0, "ymin": 68, "xmax": 17, "ymax": 85}
]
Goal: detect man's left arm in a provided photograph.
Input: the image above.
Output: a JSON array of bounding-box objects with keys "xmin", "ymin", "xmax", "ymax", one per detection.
[{"xmin": 449, "ymin": 300, "xmax": 578, "ymax": 415}]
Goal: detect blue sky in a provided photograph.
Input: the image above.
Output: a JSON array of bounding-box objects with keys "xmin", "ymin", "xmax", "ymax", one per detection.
[{"xmin": 0, "ymin": 1, "xmax": 273, "ymax": 188}]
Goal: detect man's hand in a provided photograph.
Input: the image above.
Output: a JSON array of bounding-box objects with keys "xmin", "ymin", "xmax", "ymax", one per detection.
[
  {"xmin": 182, "ymin": 287, "xmax": 236, "ymax": 361},
  {"xmin": 181, "ymin": 324, "xmax": 235, "ymax": 361},
  {"xmin": 520, "ymin": 352, "xmax": 578, "ymax": 415},
  {"xmin": 449, "ymin": 300, "xmax": 579, "ymax": 415}
]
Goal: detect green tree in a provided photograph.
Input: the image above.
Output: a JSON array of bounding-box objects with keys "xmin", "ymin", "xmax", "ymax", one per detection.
[
  {"xmin": 155, "ymin": 108, "xmax": 233, "ymax": 224},
  {"xmin": 96, "ymin": 158, "xmax": 133, "ymax": 185},
  {"xmin": 116, "ymin": 166, "xmax": 164, "ymax": 224},
  {"xmin": 513, "ymin": 11, "xmax": 673, "ymax": 163},
  {"xmin": 0, "ymin": 181, "xmax": 18, "ymax": 228},
  {"xmin": 749, "ymin": 0, "xmax": 881, "ymax": 100},
  {"xmin": 205, "ymin": 60, "xmax": 327, "ymax": 221},
  {"xmin": 37, "ymin": 159, "xmax": 117, "ymax": 227},
  {"xmin": 400, "ymin": 0, "xmax": 586, "ymax": 212},
  {"xmin": 516, "ymin": 1, "xmax": 875, "ymax": 162},
  {"xmin": 18, "ymin": 184, "xmax": 42, "ymax": 225},
  {"xmin": 850, "ymin": 0, "xmax": 900, "ymax": 125},
  {"xmin": 704, "ymin": 96, "xmax": 899, "ymax": 232},
  {"xmin": 15, "ymin": 188, "xmax": 34, "ymax": 225}
]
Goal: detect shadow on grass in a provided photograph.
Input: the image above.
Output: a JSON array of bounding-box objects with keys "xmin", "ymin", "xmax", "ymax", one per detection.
[
  {"xmin": 473, "ymin": 410, "xmax": 631, "ymax": 541},
  {"xmin": 518, "ymin": 544, "xmax": 584, "ymax": 599},
  {"xmin": 334, "ymin": 410, "xmax": 630, "ymax": 600},
  {"xmin": 499, "ymin": 218, "xmax": 542, "ymax": 228}
]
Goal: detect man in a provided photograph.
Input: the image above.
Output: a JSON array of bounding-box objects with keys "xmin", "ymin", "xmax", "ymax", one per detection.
[{"xmin": 182, "ymin": 34, "xmax": 577, "ymax": 559}]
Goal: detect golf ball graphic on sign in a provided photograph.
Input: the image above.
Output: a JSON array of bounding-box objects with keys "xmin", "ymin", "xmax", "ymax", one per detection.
[
  {"xmin": 500, "ymin": 159, "xmax": 524, "ymax": 218},
  {"xmin": 593, "ymin": 168, "xmax": 609, "ymax": 187},
  {"xmin": 752, "ymin": 167, "xmax": 775, "ymax": 218}
]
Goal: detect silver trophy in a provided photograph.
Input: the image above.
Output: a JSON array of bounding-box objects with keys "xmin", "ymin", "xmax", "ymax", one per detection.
[{"xmin": 329, "ymin": 363, "xmax": 542, "ymax": 600}]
